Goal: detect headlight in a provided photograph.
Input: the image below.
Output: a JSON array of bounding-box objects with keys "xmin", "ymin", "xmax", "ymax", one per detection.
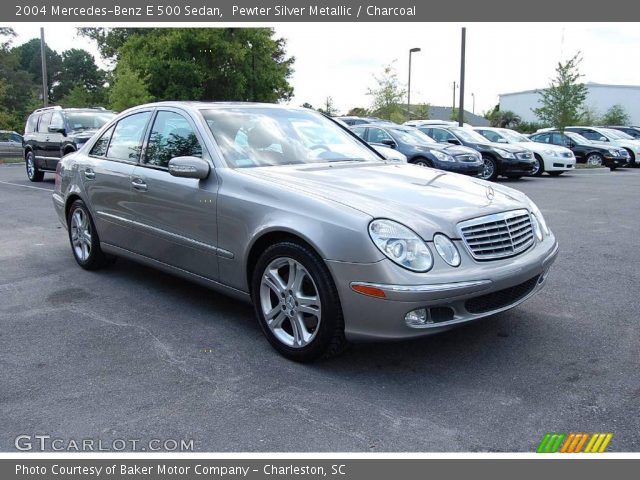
[
  {"xmin": 543, "ymin": 149, "xmax": 559, "ymax": 157},
  {"xmin": 431, "ymin": 150, "xmax": 455, "ymax": 162},
  {"xmin": 494, "ymin": 148, "xmax": 515, "ymax": 159},
  {"xmin": 528, "ymin": 201, "xmax": 550, "ymax": 237},
  {"xmin": 530, "ymin": 214, "xmax": 543, "ymax": 241},
  {"xmin": 433, "ymin": 234, "xmax": 461, "ymax": 267},
  {"xmin": 368, "ymin": 219, "xmax": 433, "ymax": 272},
  {"xmin": 608, "ymin": 149, "xmax": 619, "ymax": 156}
]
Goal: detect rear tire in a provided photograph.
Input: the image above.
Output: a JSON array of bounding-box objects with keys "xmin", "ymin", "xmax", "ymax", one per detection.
[
  {"xmin": 251, "ymin": 241, "xmax": 347, "ymax": 362},
  {"xmin": 67, "ymin": 199, "xmax": 115, "ymax": 270},
  {"xmin": 25, "ymin": 151, "xmax": 44, "ymax": 182}
]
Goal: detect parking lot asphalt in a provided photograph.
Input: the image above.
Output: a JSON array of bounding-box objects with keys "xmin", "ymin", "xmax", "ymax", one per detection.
[{"xmin": 0, "ymin": 163, "xmax": 638, "ymax": 452}]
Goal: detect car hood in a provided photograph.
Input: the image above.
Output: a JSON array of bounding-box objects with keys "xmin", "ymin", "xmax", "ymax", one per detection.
[
  {"xmin": 240, "ymin": 162, "xmax": 531, "ymax": 239},
  {"xmin": 513, "ymin": 141, "xmax": 571, "ymax": 154},
  {"xmin": 428, "ymin": 143, "xmax": 479, "ymax": 156}
]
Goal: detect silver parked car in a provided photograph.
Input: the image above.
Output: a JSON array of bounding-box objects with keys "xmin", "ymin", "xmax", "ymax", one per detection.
[{"xmin": 53, "ymin": 102, "xmax": 558, "ymax": 361}]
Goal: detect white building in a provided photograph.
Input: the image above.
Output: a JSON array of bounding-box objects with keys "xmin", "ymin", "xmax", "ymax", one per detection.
[{"xmin": 499, "ymin": 83, "xmax": 640, "ymax": 124}]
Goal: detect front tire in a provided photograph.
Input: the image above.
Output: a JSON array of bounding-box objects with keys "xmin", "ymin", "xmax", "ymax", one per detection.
[
  {"xmin": 480, "ymin": 155, "xmax": 498, "ymax": 181},
  {"xmin": 412, "ymin": 157, "xmax": 432, "ymax": 168},
  {"xmin": 251, "ymin": 241, "xmax": 347, "ymax": 362},
  {"xmin": 25, "ymin": 151, "xmax": 44, "ymax": 182},
  {"xmin": 531, "ymin": 154, "xmax": 544, "ymax": 177},
  {"xmin": 67, "ymin": 199, "xmax": 115, "ymax": 270},
  {"xmin": 586, "ymin": 153, "xmax": 603, "ymax": 167}
]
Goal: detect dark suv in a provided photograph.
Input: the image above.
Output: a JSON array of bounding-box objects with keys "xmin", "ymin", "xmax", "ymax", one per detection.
[
  {"xmin": 417, "ymin": 125, "xmax": 535, "ymax": 181},
  {"xmin": 23, "ymin": 106, "xmax": 116, "ymax": 182}
]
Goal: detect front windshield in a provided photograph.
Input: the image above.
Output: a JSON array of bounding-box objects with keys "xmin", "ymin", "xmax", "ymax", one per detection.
[
  {"xmin": 391, "ymin": 127, "xmax": 436, "ymax": 145},
  {"xmin": 501, "ymin": 129, "xmax": 531, "ymax": 143},
  {"xmin": 65, "ymin": 112, "xmax": 116, "ymax": 130},
  {"xmin": 451, "ymin": 127, "xmax": 487, "ymax": 143},
  {"xmin": 602, "ymin": 128, "xmax": 632, "ymax": 140},
  {"xmin": 201, "ymin": 107, "xmax": 381, "ymax": 168},
  {"xmin": 565, "ymin": 132, "xmax": 591, "ymax": 144}
]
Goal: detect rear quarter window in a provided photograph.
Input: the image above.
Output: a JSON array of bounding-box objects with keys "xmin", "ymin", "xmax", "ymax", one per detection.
[{"xmin": 25, "ymin": 114, "xmax": 39, "ymax": 133}]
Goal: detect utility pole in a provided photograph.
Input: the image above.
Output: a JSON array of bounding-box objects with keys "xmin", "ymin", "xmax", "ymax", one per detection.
[
  {"xmin": 40, "ymin": 28, "xmax": 48, "ymax": 107},
  {"xmin": 458, "ymin": 27, "xmax": 466, "ymax": 127},
  {"xmin": 471, "ymin": 93, "xmax": 476, "ymax": 114},
  {"xmin": 407, "ymin": 47, "xmax": 421, "ymax": 119},
  {"xmin": 452, "ymin": 81, "xmax": 456, "ymax": 111}
]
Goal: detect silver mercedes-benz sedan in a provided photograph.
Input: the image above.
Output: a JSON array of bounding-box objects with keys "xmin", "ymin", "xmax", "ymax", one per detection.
[{"xmin": 52, "ymin": 102, "xmax": 558, "ymax": 361}]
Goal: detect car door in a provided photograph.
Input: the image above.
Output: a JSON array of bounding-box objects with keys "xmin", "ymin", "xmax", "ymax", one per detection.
[
  {"xmin": 0, "ymin": 132, "xmax": 11, "ymax": 158},
  {"xmin": 44, "ymin": 111, "xmax": 66, "ymax": 169},
  {"xmin": 82, "ymin": 110, "xmax": 153, "ymax": 252},
  {"xmin": 35, "ymin": 111, "xmax": 52, "ymax": 169},
  {"xmin": 129, "ymin": 108, "xmax": 219, "ymax": 280},
  {"xmin": 9, "ymin": 133, "xmax": 23, "ymax": 158}
]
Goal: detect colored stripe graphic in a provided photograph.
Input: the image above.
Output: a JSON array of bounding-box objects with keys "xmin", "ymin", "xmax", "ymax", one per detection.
[
  {"xmin": 538, "ymin": 433, "xmax": 613, "ymax": 453},
  {"xmin": 537, "ymin": 433, "xmax": 565, "ymax": 453}
]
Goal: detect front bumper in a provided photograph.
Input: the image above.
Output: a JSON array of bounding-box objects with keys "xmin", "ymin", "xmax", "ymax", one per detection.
[
  {"xmin": 326, "ymin": 235, "xmax": 558, "ymax": 342},
  {"xmin": 603, "ymin": 155, "xmax": 628, "ymax": 168},
  {"xmin": 498, "ymin": 158, "xmax": 536, "ymax": 176},
  {"xmin": 435, "ymin": 160, "xmax": 483, "ymax": 176}
]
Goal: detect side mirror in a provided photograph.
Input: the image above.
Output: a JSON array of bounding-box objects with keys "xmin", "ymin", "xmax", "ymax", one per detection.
[
  {"xmin": 447, "ymin": 139, "xmax": 461, "ymax": 145},
  {"xmin": 381, "ymin": 139, "xmax": 396, "ymax": 148},
  {"xmin": 48, "ymin": 125, "xmax": 65, "ymax": 135},
  {"xmin": 496, "ymin": 138, "xmax": 508, "ymax": 143},
  {"xmin": 599, "ymin": 137, "xmax": 608, "ymax": 142},
  {"xmin": 168, "ymin": 156, "xmax": 210, "ymax": 179}
]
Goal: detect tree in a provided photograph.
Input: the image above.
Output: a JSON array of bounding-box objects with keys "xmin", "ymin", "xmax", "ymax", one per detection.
[
  {"xmin": 85, "ymin": 28, "xmax": 294, "ymax": 103},
  {"xmin": 301, "ymin": 102, "xmax": 314, "ymax": 110},
  {"xmin": 108, "ymin": 66, "xmax": 152, "ymax": 112},
  {"xmin": 600, "ymin": 104, "xmax": 629, "ymax": 125},
  {"xmin": 578, "ymin": 105, "xmax": 599, "ymax": 126},
  {"xmin": 411, "ymin": 103, "xmax": 430, "ymax": 120},
  {"xmin": 53, "ymin": 49, "xmax": 105, "ymax": 102},
  {"xmin": 488, "ymin": 109, "xmax": 521, "ymax": 128},
  {"xmin": 346, "ymin": 107, "xmax": 369, "ymax": 117},
  {"xmin": 367, "ymin": 62, "xmax": 406, "ymax": 123},
  {"xmin": 317, "ymin": 97, "xmax": 338, "ymax": 116},
  {"xmin": 12, "ymin": 38, "xmax": 63, "ymax": 99},
  {"xmin": 60, "ymin": 85, "xmax": 99, "ymax": 108},
  {"xmin": 533, "ymin": 53, "xmax": 588, "ymax": 130}
]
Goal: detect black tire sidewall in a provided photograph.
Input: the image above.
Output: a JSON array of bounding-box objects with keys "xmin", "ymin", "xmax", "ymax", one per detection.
[
  {"xmin": 251, "ymin": 242, "xmax": 344, "ymax": 362},
  {"xmin": 67, "ymin": 200, "xmax": 104, "ymax": 270},
  {"xmin": 533, "ymin": 155, "xmax": 544, "ymax": 176},
  {"xmin": 481, "ymin": 155, "xmax": 498, "ymax": 181},
  {"xmin": 25, "ymin": 151, "xmax": 43, "ymax": 182}
]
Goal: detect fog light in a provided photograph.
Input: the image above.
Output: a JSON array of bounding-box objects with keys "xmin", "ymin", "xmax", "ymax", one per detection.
[{"xmin": 405, "ymin": 308, "xmax": 428, "ymax": 327}]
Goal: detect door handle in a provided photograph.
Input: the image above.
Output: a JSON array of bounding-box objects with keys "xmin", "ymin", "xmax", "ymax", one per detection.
[
  {"xmin": 84, "ymin": 168, "xmax": 96, "ymax": 180},
  {"xmin": 45, "ymin": 137, "xmax": 50, "ymax": 141},
  {"xmin": 131, "ymin": 178, "xmax": 148, "ymax": 192}
]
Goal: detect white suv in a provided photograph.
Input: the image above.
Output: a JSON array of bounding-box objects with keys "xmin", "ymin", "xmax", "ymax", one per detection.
[{"xmin": 475, "ymin": 127, "xmax": 575, "ymax": 176}]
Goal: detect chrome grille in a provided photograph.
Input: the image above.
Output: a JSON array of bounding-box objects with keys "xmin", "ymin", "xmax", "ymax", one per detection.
[{"xmin": 458, "ymin": 209, "xmax": 534, "ymax": 260}]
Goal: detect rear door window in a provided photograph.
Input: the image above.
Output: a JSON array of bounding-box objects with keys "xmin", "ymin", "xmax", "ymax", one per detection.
[
  {"xmin": 106, "ymin": 112, "xmax": 152, "ymax": 162},
  {"xmin": 26, "ymin": 114, "xmax": 39, "ymax": 133}
]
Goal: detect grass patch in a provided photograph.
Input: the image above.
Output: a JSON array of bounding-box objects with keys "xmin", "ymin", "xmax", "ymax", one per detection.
[{"xmin": 575, "ymin": 163, "xmax": 605, "ymax": 169}]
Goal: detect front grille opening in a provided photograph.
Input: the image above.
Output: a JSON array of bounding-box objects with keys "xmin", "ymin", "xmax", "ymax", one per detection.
[
  {"xmin": 465, "ymin": 275, "xmax": 540, "ymax": 314},
  {"xmin": 429, "ymin": 306, "xmax": 455, "ymax": 323},
  {"xmin": 459, "ymin": 210, "xmax": 534, "ymax": 261}
]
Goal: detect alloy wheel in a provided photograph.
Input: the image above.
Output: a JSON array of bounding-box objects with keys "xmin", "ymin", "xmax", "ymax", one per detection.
[
  {"xmin": 259, "ymin": 257, "xmax": 321, "ymax": 348},
  {"xmin": 70, "ymin": 208, "xmax": 92, "ymax": 262},
  {"xmin": 586, "ymin": 154, "xmax": 603, "ymax": 167},
  {"xmin": 481, "ymin": 158, "xmax": 495, "ymax": 180},
  {"xmin": 26, "ymin": 154, "xmax": 35, "ymax": 179}
]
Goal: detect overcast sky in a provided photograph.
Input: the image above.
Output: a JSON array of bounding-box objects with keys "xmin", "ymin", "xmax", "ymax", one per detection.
[{"xmin": 9, "ymin": 23, "xmax": 640, "ymax": 115}]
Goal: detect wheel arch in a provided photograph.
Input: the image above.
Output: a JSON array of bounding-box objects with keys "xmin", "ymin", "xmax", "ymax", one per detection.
[{"xmin": 245, "ymin": 229, "xmax": 326, "ymax": 295}]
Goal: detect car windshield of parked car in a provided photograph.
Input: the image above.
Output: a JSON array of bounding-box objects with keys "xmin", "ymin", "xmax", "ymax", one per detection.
[
  {"xmin": 450, "ymin": 127, "xmax": 487, "ymax": 143},
  {"xmin": 202, "ymin": 107, "xmax": 381, "ymax": 168},
  {"xmin": 602, "ymin": 128, "xmax": 632, "ymax": 140},
  {"xmin": 65, "ymin": 112, "xmax": 116, "ymax": 131},
  {"xmin": 390, "ymin": 127, "xmax": 436, "ymax": 145},
  {"xmin": 565, "ymin": 132, "xmax": 591, "ymax": 144},
  {"xmin": 501, "ymin": 129, "xmax": 531, "ymax": 143}
]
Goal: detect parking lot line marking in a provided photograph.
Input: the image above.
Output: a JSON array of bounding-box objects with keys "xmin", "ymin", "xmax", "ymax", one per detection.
[{"xmin": 0, "ymin": 180, "xmax": 52, "ymax": 192}]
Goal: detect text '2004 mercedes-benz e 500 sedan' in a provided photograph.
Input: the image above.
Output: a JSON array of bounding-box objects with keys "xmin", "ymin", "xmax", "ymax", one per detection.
[{"xmin": 53, "ymin": 102, "xmax": 558, "ymax": 361}]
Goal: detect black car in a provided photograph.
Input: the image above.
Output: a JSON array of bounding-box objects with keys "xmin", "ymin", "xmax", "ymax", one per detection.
[
  {"xmin": 351, "ymin": 123, "xmax": 483, "ymax": 176},
  {"xmin": 604, "ymin": 126, "xmax": 640, "ymax": 139},
  {"xmin": 529, "ymin": 130, "xmax": 628, "ymax": 170},
  {"xmin": 417, "ymin": 125, "xmax": 535, "ymax": 181},
  {"xmin": 23, "ymin": 106, "xmax": 116, "ymax": 182},
  {"xmin": 336, "ymin": 116, "xmax": 393, "ymax": 126}
]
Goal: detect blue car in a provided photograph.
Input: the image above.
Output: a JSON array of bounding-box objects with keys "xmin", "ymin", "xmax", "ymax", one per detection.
[{"xmin": 351, "ymin": 123, "xmax": 483, "ymax": 176}]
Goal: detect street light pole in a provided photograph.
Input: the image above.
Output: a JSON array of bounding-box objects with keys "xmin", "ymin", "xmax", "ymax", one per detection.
[
  {"xmin": 407, "ymin": 47, "xmax": 421, "ymax": 119},
  {"xmin": 458, "ymin": 27, "xmax": 466, "ymax": 127},
  {"xmin": 40, "ymin": 28, "xmax": 48, "ymax": 107},
  {"xmin": 472, "ymin": 93, "xmax": 476, "ymax": 114},
  {"xmin": 452, "ymin": 81, "xmax": 457, "ymax": 110}
]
